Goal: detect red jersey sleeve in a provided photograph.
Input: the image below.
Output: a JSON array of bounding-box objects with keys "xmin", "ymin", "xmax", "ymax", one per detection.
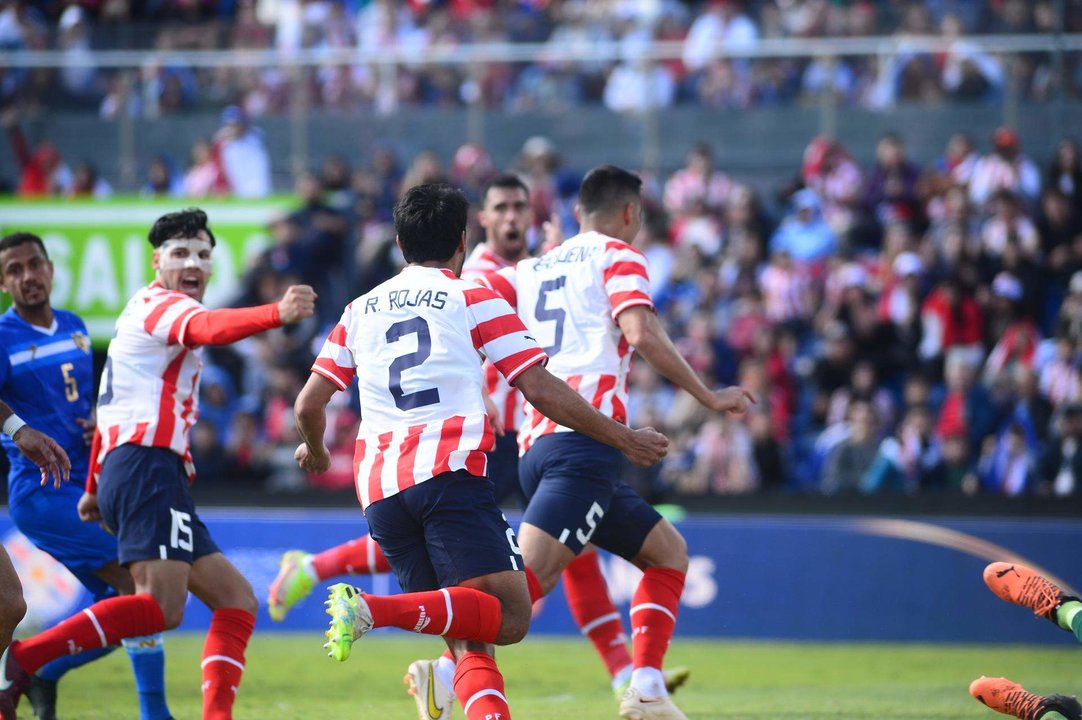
[
  {"xmin": 601, "ymin": 241, "xmax": 654, "ymax": 319},
  {"xmin": 312, "ymin": 304, "xmax": 357, "ymax": 391},
  {"xmin": 463, "ymin": 285, "xmax": 546, "ymax": 385}
]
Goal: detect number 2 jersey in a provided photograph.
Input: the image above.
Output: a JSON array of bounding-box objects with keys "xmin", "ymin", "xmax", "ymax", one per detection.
[
  {"xmin": 486, "ymin": 231, "xmax": 654, "ymax": 454},
  {"xmin": 312, "ymin": 265, "xmax": 547, "ymax": 510},
  {"xmin": 0, "ymin": 308, "xmax": 95, "ymax": 502}
]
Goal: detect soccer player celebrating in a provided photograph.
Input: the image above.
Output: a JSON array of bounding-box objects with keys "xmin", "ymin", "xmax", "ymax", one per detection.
[
  {"xmin": 266, "ymin": 174, "xmax": 661, "ymax": 717},
  {"xmin": 0, "ymin": 208, "xmax": 316, "ymax": 720},
  {"xmin": 0, "ymin": 398, "xmax": 69, "ymax": 656},
  {"xmin": 292, "ymin": 183, "xmax": 668, "ymax": 720},
  {"xmin": 487, "ymin": 165, "xmax": 755, "ymax": 720},
  {"xmin": 0, "ymin": 231, "xmax": 175, "ymax": 720},
  {"xmin": 970, "ymin": 562, "xmax": 1082, "ymax": 720}
]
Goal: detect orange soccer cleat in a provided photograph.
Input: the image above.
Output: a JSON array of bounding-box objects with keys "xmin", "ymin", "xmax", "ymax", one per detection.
[
  {"xmin": 970, "ymin": 677, "xmax": 1081, "ymax": 720},
  {"xmin": 983, "ymin": 563, "xmax": 1079, "ymax": 626}
]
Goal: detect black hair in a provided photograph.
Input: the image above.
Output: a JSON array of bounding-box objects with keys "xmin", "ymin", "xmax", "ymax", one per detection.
[
  {"xmin": 481, "ymin": 173, "xmax": 529, "ymax": 206},
  {"xmin": 0, "ymin": 232, "xmax": 48, "ymax": 260},
  {"xmin": 578, "ymin": 165, "xmax": 642, "ymax": 215},
  {"xmin": 393, "ymin": 183, "xmax": 469, "ymax": 264},
  {"xmin": 148, "ymin": 208, "xmax": 217, "ymax": 248}
]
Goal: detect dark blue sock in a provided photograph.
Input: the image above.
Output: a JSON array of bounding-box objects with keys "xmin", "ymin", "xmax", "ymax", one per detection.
[
  {"xmin": 122, "ymin": 634, "xmax": 172, "ymax": 720},
  {"xmin": 36, "ymin": 646, "xmax": 115, "ymax": 682}
]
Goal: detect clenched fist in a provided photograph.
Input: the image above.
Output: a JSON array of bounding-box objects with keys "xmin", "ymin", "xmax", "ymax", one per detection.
[
  {"xmin": 278, "ymin": 285, "xmax": 317, "ymax": 325},
  {"xmin": 295, "ymin": 442, "xmax": 331, "ymax": 474},
  {"xmin": 621, "ymin": 426, "xmax": 669, "ymax": 468}
]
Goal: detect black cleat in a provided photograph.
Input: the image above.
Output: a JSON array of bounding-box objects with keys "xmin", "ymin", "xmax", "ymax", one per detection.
[
  {"xmin": 25, "ymin": 677, "xmax": 56, "ymax": 720},
  {"xmin": 1039, "ymin": 694, "xmax": 1082, "ymax": 720},
  {"xmin": 0, "ymin": 645, "xmax": 31, "ymax": 720}
]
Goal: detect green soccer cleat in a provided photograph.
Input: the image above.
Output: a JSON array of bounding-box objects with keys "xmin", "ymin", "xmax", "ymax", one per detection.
[
  {"xmin": 614, "ymin": 667, "xmax": 691, "ymax": 702},
  {"xmin": 323, "ymin": 583, "xmax": 373, "ymax": 662},
  {"xmin": 267, "ymin": 550, "xmax": 316, "ymax": 622}
]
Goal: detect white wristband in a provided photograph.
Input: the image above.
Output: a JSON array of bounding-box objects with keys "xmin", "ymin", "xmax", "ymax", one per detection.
[{"xmin": 2, "ymin": 413, "xmax": 27, "ymax": 439}]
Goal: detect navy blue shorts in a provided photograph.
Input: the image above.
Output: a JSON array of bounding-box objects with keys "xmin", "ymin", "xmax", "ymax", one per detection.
[
  {"xmin": 97, "ymin": 444, "xmax": 220, "ymax": 566},
  {"xmin": 365, "ymin": 470, "xmax": 523, "ymax": 594},
  {"xmin": 519, "ymin": 432, "xmax": 662, "ymax": 562},
  {"xmin": 8, "ymin": 479, "xmax": 117, "ymax": 600},
  {"xmin": 488, "ymin": 434, "xmax": 524, "ymax": 507}
]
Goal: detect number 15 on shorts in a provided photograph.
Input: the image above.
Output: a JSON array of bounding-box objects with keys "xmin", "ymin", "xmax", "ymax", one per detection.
[
  {"xmin": 558, "ymin": 502, "xmax": 604, "ymax": 548},
  {"xmin": 169, "ymin": 508, "xmax": 193, "ymax": 552}
]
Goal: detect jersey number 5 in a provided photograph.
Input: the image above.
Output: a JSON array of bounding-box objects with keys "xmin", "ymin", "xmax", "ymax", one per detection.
[
  {"xmin": 61, "ymin": 362, "xmax": 79, "ymax": 402},
  {"xmin": 534, "ymin": 275, "xmax": 567, "ymax": 355},
  {"xmin": 386, "ymin": 316, "xmax": 441, "ymax": 411}
]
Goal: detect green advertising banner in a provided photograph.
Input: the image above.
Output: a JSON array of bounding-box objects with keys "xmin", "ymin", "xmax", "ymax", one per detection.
[{"xmin": 0, "ymin": 198, "xmax": 292, "ymax": 345}]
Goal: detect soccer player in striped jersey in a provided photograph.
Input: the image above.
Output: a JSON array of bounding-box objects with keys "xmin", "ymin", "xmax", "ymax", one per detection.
[
  {"xmin": 0, "ymin": 232, "xmax": 174, "ymax": 720},
  {"xmin": 0, "ymin": 209, "xmax": 316, "ymax": 720},
  {"xmin": 293, "ymin": 183, "xmax": 669, "ymax": 720},
  {"xmin": 488, "ymin": 165, "xmax": 755, "ymax": 720}
]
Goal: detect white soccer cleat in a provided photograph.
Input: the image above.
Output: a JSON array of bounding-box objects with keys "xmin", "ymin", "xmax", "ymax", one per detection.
[
  {"xmin": 619, "ymin": 687, "xmax": 689, "ymax": 720},
  {"xmin": 404, "ymin": 658, "xmax": 456, "ymax": 720}
]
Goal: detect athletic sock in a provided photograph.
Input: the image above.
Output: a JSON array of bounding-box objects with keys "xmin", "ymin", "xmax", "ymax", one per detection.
[
  {"xmin": 122, "ymin": 634, "xmax": 172, "ymax": 720},
  {"xmin": 562, "ymin": 552, "xmax": 631, "ymax": 680},
  {"xmin": 1056, "ymin": 600, "xmax": 1082, "ymax": 637},
  {"xmin": 629, "ymin": 568, "xmax": 685, "ymax": 682},
  {"xmin": 36, "ymin": 646, "xmax": 114, "ymax": 682},
  {"xmin": 13, "ymin": 595, "xmax": 165, "ymax": 675},
  {"xmin": 201, "ymin": 609, "xmax": 255, "ymax": 720},
  {"xmin": 1070, "ymin": 606, "xmax": 1082, "ymax": 646},
  {"xmin": 366, "ymin": 587, "xmax": 502, "ymax": 643},
  {"xmin": 452, "ymin": 651, "xmax": 511, "ymax": 720},
  {"xmin": 524, "ymin": 566, "xmax": 543, "ymax": 603},
  {"xmin": 311, "ymin": 535, "xmax": 390, "ymax": 580},
  {"xmin": 434, "ymin": 652, "xmax": 456, "ymax": 692}
]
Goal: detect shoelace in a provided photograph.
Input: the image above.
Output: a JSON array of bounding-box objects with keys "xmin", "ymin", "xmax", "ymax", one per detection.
[
  {"xmin": 1002, "ymin": 688, "xmax": 1044, "ymax": 720},
  {"xmin": 1017, "ymin": 576, "xmax": 1062, "ymax": 620}
]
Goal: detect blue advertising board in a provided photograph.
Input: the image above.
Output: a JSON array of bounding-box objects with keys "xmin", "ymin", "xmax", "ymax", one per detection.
[{"xmin": 2, "ymin": 510, "xmax": 1079, "ymax": 644}]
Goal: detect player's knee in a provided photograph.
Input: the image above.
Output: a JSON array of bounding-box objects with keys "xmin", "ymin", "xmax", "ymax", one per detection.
[
  {"xmin": 236, "ymin": 588, "xmax": 259, "ymax": 617},
  {"xmin": 0, "ymin": 593, "xmax": 26, "ymax": 634},
  {"xmin": 637, "ymin": 522, "xmax": 688, "ymax": 573},
  {"xmin": 495, "ymin": 601, "xmax": 531, "ymax": 645},
  {"xmin": 159, "ymin": 603, "xmax": 185, "ymax": 630}
]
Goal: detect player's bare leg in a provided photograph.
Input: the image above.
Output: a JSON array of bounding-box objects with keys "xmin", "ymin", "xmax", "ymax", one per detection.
[
  {"xmin": 189, "ymin": 553, "xmax": 258, "ymax": 720},
  {"xmin": 0, "ymin": 547, "xmax": 26, "ymax": 658}
]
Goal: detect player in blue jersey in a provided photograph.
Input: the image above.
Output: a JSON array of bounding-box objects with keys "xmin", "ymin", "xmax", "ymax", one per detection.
[{"xmin": 0, "ymin": 232, "xmax": 173, "ymax": 720}]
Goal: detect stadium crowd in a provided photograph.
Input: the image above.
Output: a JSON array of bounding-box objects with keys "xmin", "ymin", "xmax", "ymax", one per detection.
[
  {"xmin": 17, "ymin": 122, "xmax": 1063, "ymax": 502},
  {"xmin": 0, "ymin": 0, "xmax": 1078, "ymax": 116}
]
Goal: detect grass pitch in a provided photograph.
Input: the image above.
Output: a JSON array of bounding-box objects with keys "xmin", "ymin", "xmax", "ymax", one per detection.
[{"xmin": 44, "ymin": 633, "xmax": 1078, "ymax": 719}]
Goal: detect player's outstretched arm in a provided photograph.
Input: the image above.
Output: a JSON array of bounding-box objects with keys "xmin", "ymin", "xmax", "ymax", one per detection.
[
  {"xmin": 293, "ymin": 372, "xmax": 338, "ymax": 474},
  {"xmin": 180, "ymin": 285, "xmax": 317, "ymax": 347},
  {"xmin": 513, "ymin": 365, "xmax": 668, "ymax": 467},
  {"xmin": 1, "ymin": 400, "xmax": 70, "ymax": 487},
  {"xmin": 617, "ymin": 305, "xmax": 756, "ymax": 414}
]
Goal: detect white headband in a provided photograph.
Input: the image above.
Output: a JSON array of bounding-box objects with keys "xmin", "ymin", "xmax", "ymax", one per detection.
[{"xmin": 158, "ymin": 238, "xmax": 214, "ymax": 275}]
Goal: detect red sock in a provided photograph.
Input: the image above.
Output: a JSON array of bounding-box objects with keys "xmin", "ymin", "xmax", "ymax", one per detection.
[
  {"xmin": 452, "ymin": 651, "xmax": 511, "ymax": 720},
  {"xmin": 366, "ymin": 587, "xmax": 502, "ymax": 643},
  {"xmin": 13, "ymin": 594, "xmax": 164, "ymax": 675},
  {"xmin": 201, "ymin": 608, "xmax": 255, "ymax": 720},
  {"xmin": 630, "ymin": 567, "xmax": 684, "ymax": 670},
  {"xmin": 311, "ymin": 535, "xmax": 390, "ymax": 579},
  {"xmin": 562, "ymin": 553, "xmax": 631, "ymax": 679},
  {"xmin": 442, "ymin": 648, "xmax": 455, "ymax": 662},
  {"xmin": 524, "ymin": 566, "xmax": 543, "ymax": 603}
]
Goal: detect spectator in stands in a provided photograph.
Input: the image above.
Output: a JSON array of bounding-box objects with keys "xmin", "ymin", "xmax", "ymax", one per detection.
[
  {"xmin": 663, "ymin": 142, "xmax": 734, "ymax": 219},
  {"xmin": 937, "ymin": 132, "xmax": 980, "ymax": 188},
  {"xmin": 769, "ymin": 189, "xmax": 837, "ymax": 263},
  {"xmin": 682, "ymin": 0, "xmax": 759, "ymax": 75},
  {"xmin": 937, "ymin": 347, "xmax": 998, "ymax": 452},
  {"xmin": 182, "ymin": 137, "xmax": 225, "ymax": 197},
  {"xmin": 2, "ymin": 109, "xmax": 72, "ymax": 197},
  {"xmin": 978, "ymin": 421, "xmax": 1037, "ymax": 496},
  {"xmin": 980, "ymin": 190, "xmax": 1040, "ymax": 260},
  {"xmin": 940, "ymin": 12, "xmax": 1004, "ymax": 102},
  {"xmin": 1038, "ymin": 403, "xmax": 1082, "ymax": 496},
  {"xmin": 801, "ymin": 136, "xmax": 864, "ymax": 237},
  {"xmin": 821, "ymin": 400, "xmax": 880, "ymax": 495},
  {"xmin": 861, "ymin": 403, "xmax": 941, "ymax": 493},
  {"xmin": 969, "ymin": 127, "xmax": 1041, "ymax": 209},
  {"xmin": 213, "ymin": 104, "xmax": 271, "ymax": 198},
  {"xmin": 69, "ymin": 159, "xmax": 112, "ymax": 198},
  {"xmin": 1046, "ymin": 137, "xmax": 1082, "ymax": 207},
  {"xmin": 142, "ymin": 154, "xmax": 183, "ymax": 197},
  {"xmin": 919, "ymin": 270, "xmax": 984, "ymax": 374},
  {"xmin": 864, "ymin": 132, "xmax": 922, "ymax": 229}
]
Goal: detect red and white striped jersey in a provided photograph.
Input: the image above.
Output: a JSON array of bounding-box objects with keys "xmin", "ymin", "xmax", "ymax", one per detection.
[
  {"xmin": 313, "ymin": 265, "xmax": 546, "ymax": 510},
  {"xmin": 463, "ymin": 243, "xmax": 522, "ymax": 433},
  {"xmin": 487, "ymin": 231, "xmax": 654, "ymax": 453},
  {"xmin": 93, "ymin": 281, "xmax": 209, "ymax": 482}
]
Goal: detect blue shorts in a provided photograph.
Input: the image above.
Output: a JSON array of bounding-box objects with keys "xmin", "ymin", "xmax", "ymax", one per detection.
[
  {"xmin": 519, "ymin": 432, "xmax": 662, "ymax": 562},
  {"xmin": 8, "ymin": 479, "xmax": 117, "ymax": 600},
  {"xmin": 488, "ymin": 434, "xmax": 524, "ymax": 507},
  {"xmin": 96, "ymin": 444, "xmax": 220, "ymax": 566},
  {"xmin": 365, "ymin": 470, "xmax": 523, "ymax": 594}
]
